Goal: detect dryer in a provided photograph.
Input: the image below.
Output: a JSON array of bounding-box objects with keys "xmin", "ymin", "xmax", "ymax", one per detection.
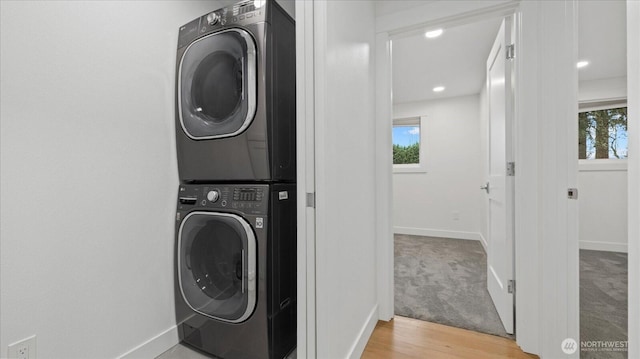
[
  {"xmin": 175, "ymin": 0, "xmax": 295, "ymax": 183},
  {"xmin": 174, "ymin": 183, "xmax": 296, "ymax": 358}
]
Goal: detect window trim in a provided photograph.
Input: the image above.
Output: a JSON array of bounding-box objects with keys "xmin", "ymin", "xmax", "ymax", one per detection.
[
  {"xmin": 392, "ymin": 116, "xmax": 427, "ymax": 173},
  {"xmin": 578, "ymin": 98, "xmax": 626, "ymax": 112},
  {"xmin": 578, "ymin": 158, "xmax": 627, "ymax": 172}
]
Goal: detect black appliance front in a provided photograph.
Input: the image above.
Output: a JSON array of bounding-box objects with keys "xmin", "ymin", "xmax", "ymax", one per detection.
[
  {"xmin": 175, "ymin": 0, "xmax": 296, "ymax": 183},
  {"xmin": 175, "ymin": 183, "xmax": 296, "ymax": 359}
]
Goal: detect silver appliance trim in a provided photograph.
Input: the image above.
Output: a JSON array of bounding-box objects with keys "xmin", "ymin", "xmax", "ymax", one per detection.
[
  {"xmin": 178, "ymin": 28, "xmax": 258, "ymax": 140},
  {"xmin": 177, "ymin": 211, "xmax": 257, "ymax": 323}
]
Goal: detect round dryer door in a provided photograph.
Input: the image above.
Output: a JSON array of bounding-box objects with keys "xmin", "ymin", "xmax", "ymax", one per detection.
[
  {"xmin": 178, "ymin": 28, "xmax": 257, "ymax": 139},
  {"xmin": 178, "ymin": 211, "xmax": 257, "ymax": 323}
]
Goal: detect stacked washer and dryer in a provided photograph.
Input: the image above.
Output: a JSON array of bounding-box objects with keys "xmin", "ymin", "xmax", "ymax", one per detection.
[{"xmin": 173, "ymin": 1, "xmax": 296, "ymax": 358}]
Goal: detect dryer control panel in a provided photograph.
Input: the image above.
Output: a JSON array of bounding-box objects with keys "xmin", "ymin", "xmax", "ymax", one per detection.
[
  {"xmin": 177, "ymin": 184, "xmax": 269, "ymax": 216},
  {"xmin": 178, "ymin": 0, "xmax": 271, "ymax": 48}
]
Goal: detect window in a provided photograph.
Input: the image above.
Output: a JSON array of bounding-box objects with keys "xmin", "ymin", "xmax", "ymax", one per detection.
[
  {"xmin": 578, "ymin": 105, "xmax": 628, "ymax": 159},
  {"xmin": 393, "ymin": 116, "xmax": 426, "ymax": 172}
]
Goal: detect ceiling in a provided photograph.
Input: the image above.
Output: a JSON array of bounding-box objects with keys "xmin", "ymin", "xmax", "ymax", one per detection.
[
  {"xmin": 578, "ymin": 0, "xmax": 627, "ymax": 81},
  {"xmin": 392, "ymin": 17, "xmax": 502, "ymax": 104},
  {"xmin": 391, "ymin": 0, "xmax": 627, "ymax": 105}
]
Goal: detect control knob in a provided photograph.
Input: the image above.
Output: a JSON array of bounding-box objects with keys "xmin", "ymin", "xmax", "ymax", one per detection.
[
  {"xmin": 207, "ymin": 190, "xmax": 220, "ymax": 203},
  {"xmin": 207, "ymin": 12, "xmax": 220, "ymax": 26}
]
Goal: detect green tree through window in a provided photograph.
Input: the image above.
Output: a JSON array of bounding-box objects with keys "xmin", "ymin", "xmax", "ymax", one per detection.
[
  {"xmin": 392, "ymin": 122, "xmax": 420, "ymax": 165},
  {"xmin": 393, "ymin": 143, "xmax": 420, "ymax": 164},
  {"xmin": 578, "ymin": 106, "xmax": 627, "ymax": 159}
]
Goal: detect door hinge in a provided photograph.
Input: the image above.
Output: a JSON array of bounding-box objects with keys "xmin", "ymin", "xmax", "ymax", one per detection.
[
  {"xmin": 506, "ymin": 44, "xmax": 515, "ymax": 60},
  {"xmin": 306, "ymin": 192, "xmax": 316, "ymax": 208},
  {"xmin": 508, "ymin": 280, "xmax": 515, "ymax": 294},
  {"xmin": 568, "ymin": 188, "xmax": 579, "ymax": 200},
  {"xmin": 506, "ymin": 162, "xmax": 515, "ymax": 176}
]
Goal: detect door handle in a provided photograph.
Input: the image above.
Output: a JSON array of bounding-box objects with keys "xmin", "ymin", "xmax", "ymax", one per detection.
[{"xmin": 480, "ymin": 182, "xmax": 490, "ymax": 194}]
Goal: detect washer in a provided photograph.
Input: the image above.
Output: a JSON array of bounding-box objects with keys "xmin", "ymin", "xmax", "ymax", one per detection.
[
  {"xmin": 175, "ymin": 0, "xmax": 295, "ymax": 183},
  {"xmin": 174, "ymin": 183, "xmax": 296, "ymax": 358}
]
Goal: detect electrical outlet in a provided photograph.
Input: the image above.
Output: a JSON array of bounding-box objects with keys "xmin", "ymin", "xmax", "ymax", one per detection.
[{"xmin": 7, "ymin": 335, "xmax": 36, "ymax": 359}]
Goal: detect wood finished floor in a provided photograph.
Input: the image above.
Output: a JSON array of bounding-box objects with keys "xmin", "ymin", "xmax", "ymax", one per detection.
[{"xmin": 362, "ymin": 316, "xmax": 538, "ymax": 359}]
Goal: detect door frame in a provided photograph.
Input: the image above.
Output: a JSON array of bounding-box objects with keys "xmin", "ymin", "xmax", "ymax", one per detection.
[
  {"xmin": 374, "ymin": 1, "xmax": 580, "ymax": 356},
  {"xmin": 375, "ymin": 0, "xmax": 522, "ymax": 323},
  {"xmin": 374, "ymin": 0, "xmax": 520, "ymax": 326},
  {"xmin": 295, "ymin": 1, "xmax": 317, "ymax": 357}
]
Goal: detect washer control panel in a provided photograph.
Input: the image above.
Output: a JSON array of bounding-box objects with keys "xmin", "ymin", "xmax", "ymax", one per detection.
[
  {"xmin": 206, "ymin": 190, "xmax": 220, "ymax": 203},
  {"xmin": 177, "ymin": 184, "xmax": 269, "ymax": 215},
  {"xmin": 233, "ymin": 187, "xmax": 264, "ymax": 202}
]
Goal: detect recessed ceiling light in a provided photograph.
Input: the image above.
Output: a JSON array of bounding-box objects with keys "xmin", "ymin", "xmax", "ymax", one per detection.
[
  {"xmin": 577, "ymin": 60, "xmax": 589, "ymax": 69},
  {"xmin": 433, "ymin": 86, "xmax": 445, "ymax": 92},
  {"xmin": 425, "ymin": 29, "xmax": 443, "ymax": 39}
]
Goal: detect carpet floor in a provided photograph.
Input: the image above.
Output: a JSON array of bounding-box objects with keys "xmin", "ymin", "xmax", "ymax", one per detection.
[
  {"xmin": 394, "ymin": 235, "xmax": 628, "ymax": 357},
  {"xmin": 394, "ymin": 234, "xmax": 512, "ymax": 339},
  {"xmin": 580, "ymin": 249, "xmax": 628, "ymax": 359}
]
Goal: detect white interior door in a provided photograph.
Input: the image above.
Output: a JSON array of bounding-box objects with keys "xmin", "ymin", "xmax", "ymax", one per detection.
[{"xmin": 486, "ymin": 17, "xmax": 515, "ymax": 334}]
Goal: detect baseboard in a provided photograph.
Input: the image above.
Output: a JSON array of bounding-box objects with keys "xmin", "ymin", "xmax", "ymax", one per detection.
[
  {"xmin": 394, "ymin": 226, "xmax": 483, "ymax": 242},
  {"xmin": 579, "ymin": 240, "xmax": 628, "ymax": 253},
  {"xmin": 117, "ymin": 325, "xmax": 179, "ymax": 359},
  {"xmin": 478, "ymin": 232, "xmax": 488, "ymax": 251},
  {"xmin": 347, "ymin": 304, "xmax": 378, "ymax": 359}
]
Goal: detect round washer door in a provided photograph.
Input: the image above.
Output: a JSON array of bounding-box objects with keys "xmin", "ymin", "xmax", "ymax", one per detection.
[
  {"xmin": 178, "ymin": 211, "xmax": 257, "ymax": 323},
  {"xmin": 178, "ymin": 28, "xmax": 257, "ymax": 139}
]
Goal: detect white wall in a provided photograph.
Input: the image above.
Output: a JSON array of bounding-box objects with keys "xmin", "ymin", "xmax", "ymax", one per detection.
[
  {"xmin": 578, "ymin": 162, "xmax": 628, "ymax": 252},
  {"xmin": 0, "ymin": 1, "xmax": 236, "ymax": 358},
  {"xmin": 626, "ymin": 1, "xmax": 640, "ymax": 356},
  {"xmin": 579, "ymin": 76, "xmax": 627, "ymax": 102},
  {"xmin": 392, "ymin": 95, "xmax": 485, "ymax": 243},
  {"xmin": 314, "ymin": 1, "xmax": 378, "ymax": 358},
  {"xmin": 577, "ymin": 77, "xmax": 628, "ymax": 252}
]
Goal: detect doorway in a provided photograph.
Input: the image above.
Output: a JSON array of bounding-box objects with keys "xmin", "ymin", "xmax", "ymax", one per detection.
[
  {"xmin": 375, "ymin": 1, "xmax": 587, "ymax": 357},
  {"xmin": 577, "ymin": 1, "xmax": 629, "ymax": 358},
  {"xmin": 389, "ymin": 13, "xmax": 515, "ymax": 339}
]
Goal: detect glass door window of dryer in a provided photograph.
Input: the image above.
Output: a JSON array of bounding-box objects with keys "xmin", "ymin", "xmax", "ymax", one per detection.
[
  {"xmin": 179, "ymin": 29, "xmax": 257, "ymax": 139},
  {"xmin": 178, "ymin": 212, "xmax": 257, "ymax": 323}
]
